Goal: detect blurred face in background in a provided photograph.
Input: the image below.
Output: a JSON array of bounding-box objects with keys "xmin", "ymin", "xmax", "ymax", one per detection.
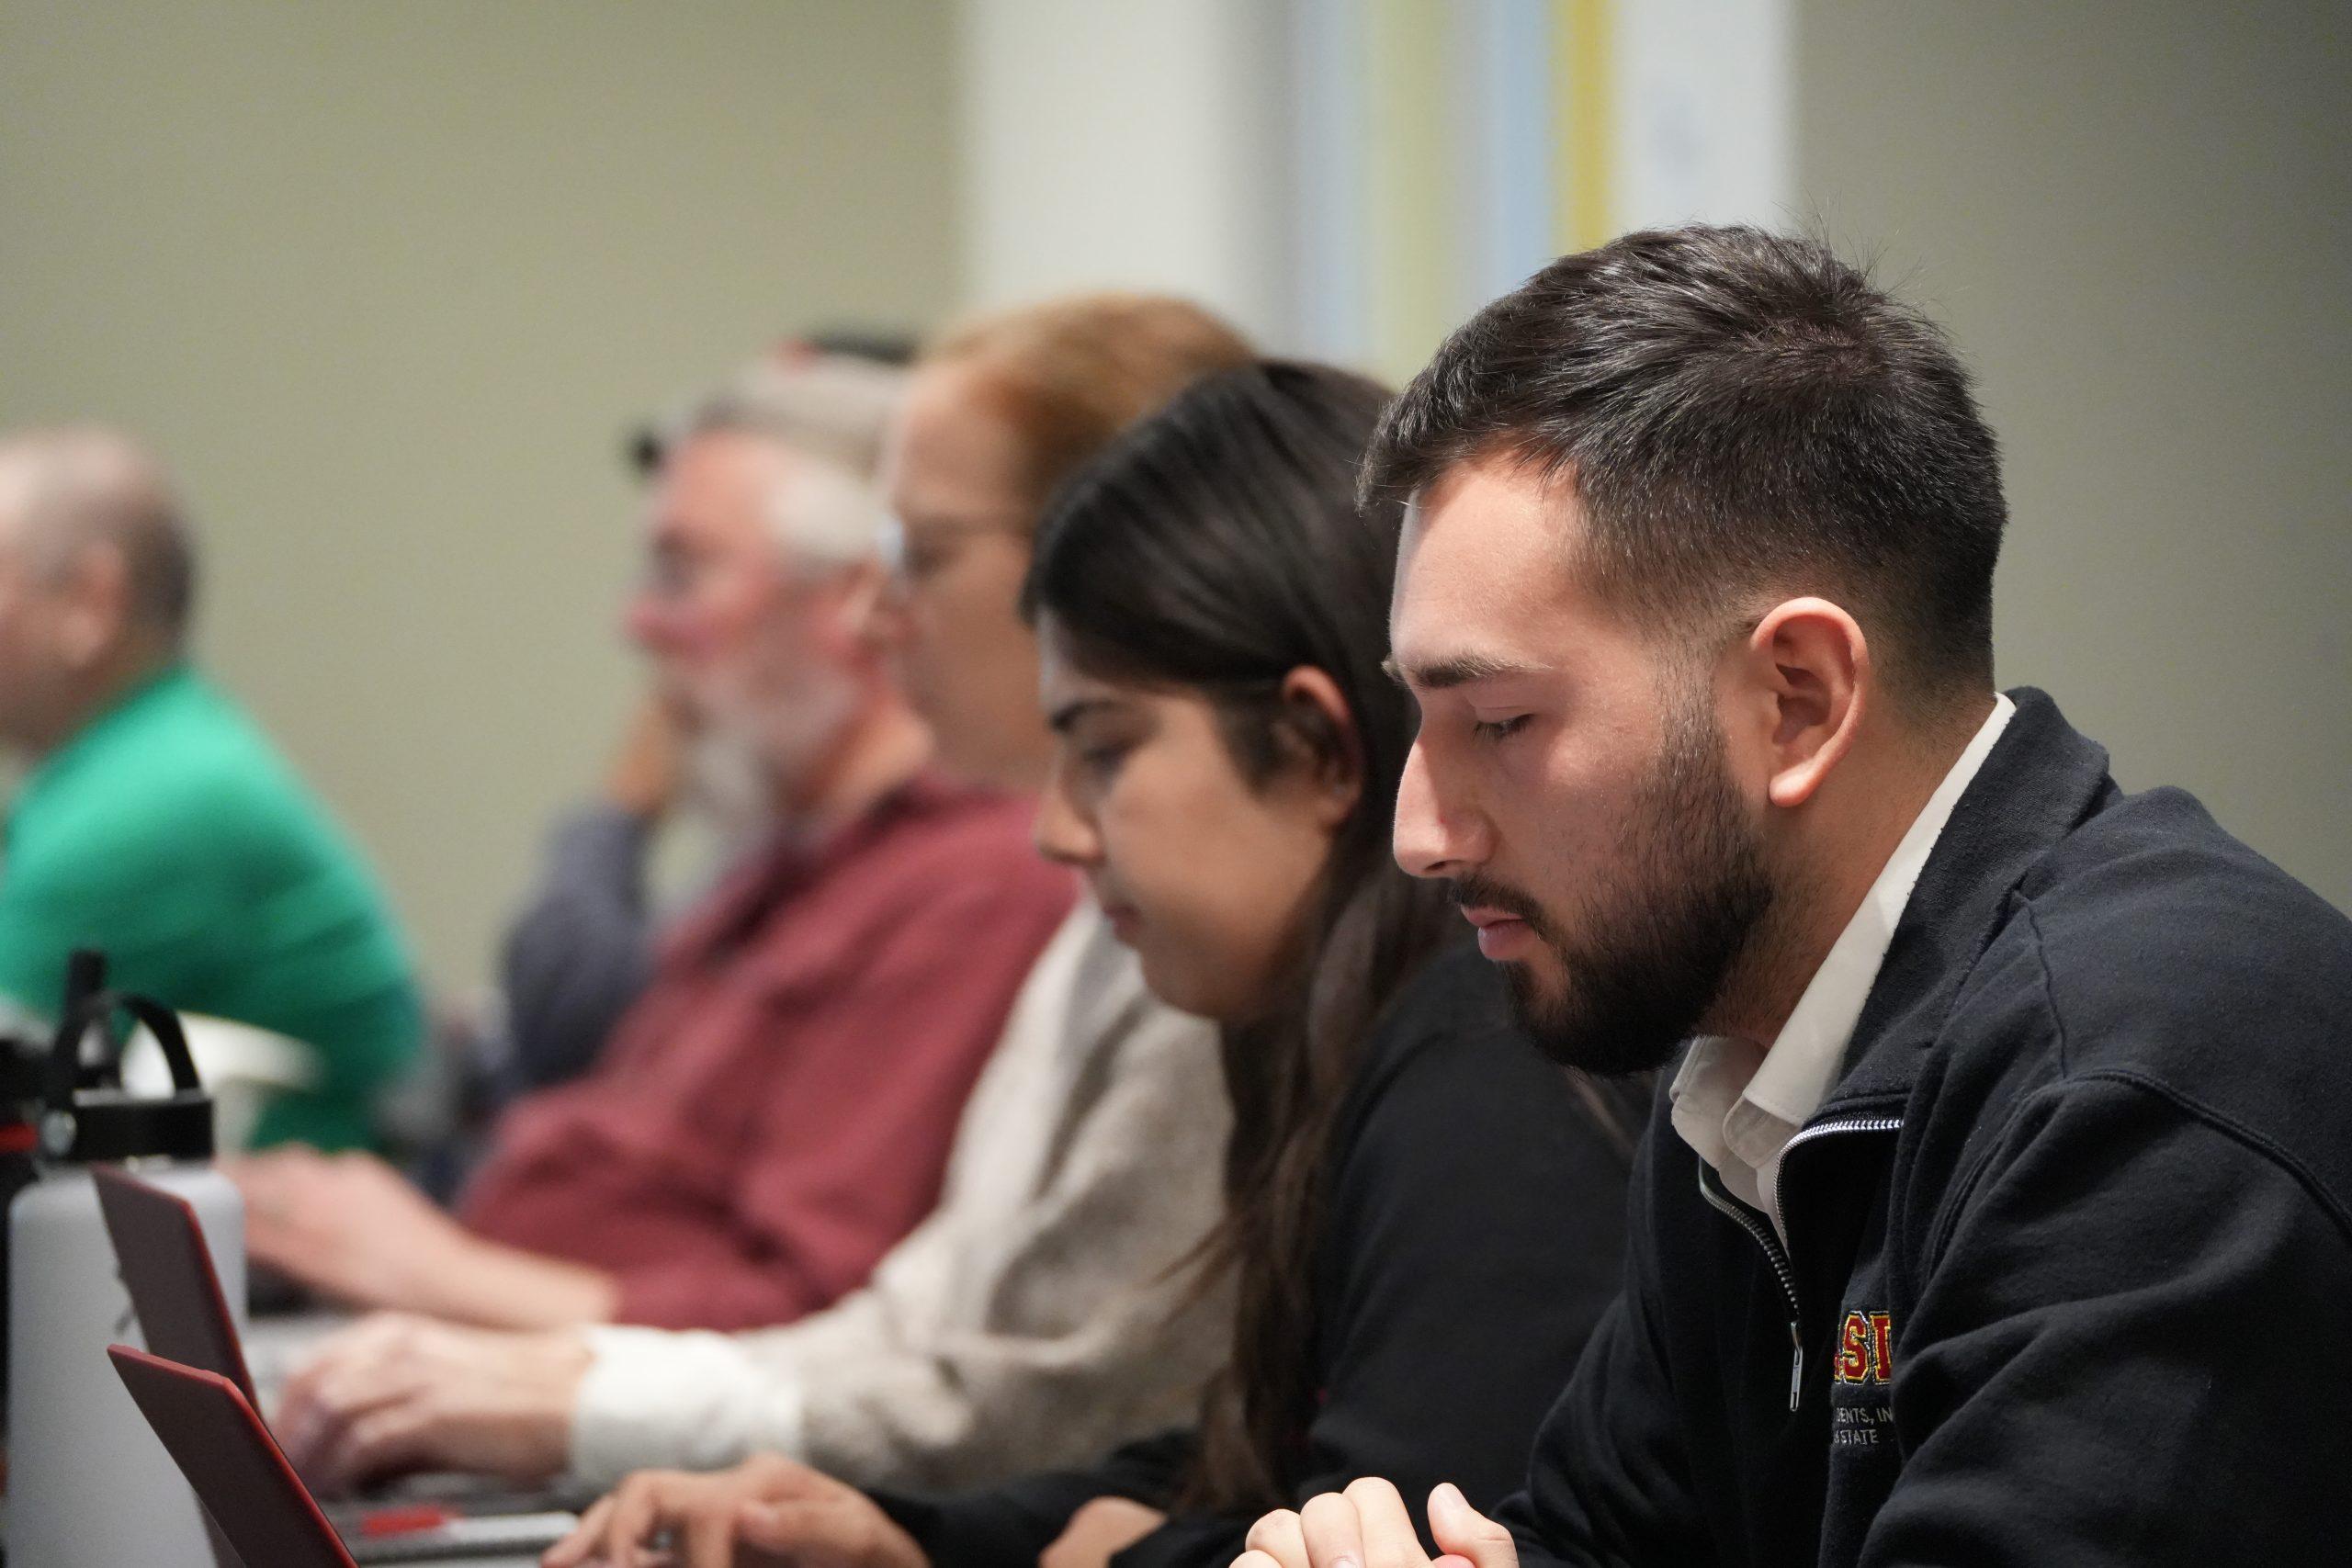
[
  {"xmin": 624, "ymin": 429, "xmax": 865, "ymax": 810},
  {"xmin": 864, "ymin": 360, "xmax": 1049, "ymax": 791},
  {"xmin": 0, "ymin": 515, "xmax": 53, "ymax": 750},
  {"xmin": 0, "ymin": 471, "xmax": 94, "ymax": 755},
  {"xmin": 1032, "ymin": 624, "xmax": 1353, "ymax": 1023}
]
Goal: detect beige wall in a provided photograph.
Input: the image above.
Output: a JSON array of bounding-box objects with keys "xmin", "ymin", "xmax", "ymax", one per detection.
[
  {"xmin": 0, "ymin": 1, "xmax": 958, "ymax": 988},
  {"xmin": 6, "ymin": 0, "xmax": 2343, "ymax": 1002},
  {"xmin": 1793, "ymin": 0, "xmax": 2351, "ymax": 909}
]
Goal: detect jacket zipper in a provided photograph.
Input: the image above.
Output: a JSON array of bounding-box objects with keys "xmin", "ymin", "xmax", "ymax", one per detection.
[
  {"xmin": 1695, "ymin": 1163, "xmax": 1807, "ymax": 1410},
  {"xmin": 1695, "ymin": 1114, "xmax": 1905, "ymax": 1413}
]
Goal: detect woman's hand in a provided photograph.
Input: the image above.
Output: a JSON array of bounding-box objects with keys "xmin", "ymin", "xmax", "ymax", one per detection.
[
  {"xmin": 274, "ymin": 1313, "xmax": 589, "ymax": 1493},
  {"xmin": 1040, "ymin": 1496, "xmax": 1167, "ymax": 1568},
  {"xmin": 543, "ymin": 1453, "xmax": 929, "ymax": 1568}
]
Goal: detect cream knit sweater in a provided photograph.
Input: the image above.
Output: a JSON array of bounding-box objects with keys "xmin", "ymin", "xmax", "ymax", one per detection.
[{"xmin": 569, "ymin": 901, "xmax": 1231, "ymax": 1491}]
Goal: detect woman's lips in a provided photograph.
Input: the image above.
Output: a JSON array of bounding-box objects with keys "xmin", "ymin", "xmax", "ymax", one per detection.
[{"xmin": 1459, "ymin": 905, "xmax": 1536, "ymax": 961}]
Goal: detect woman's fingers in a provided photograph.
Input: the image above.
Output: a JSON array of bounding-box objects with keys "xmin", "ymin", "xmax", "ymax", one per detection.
[
  {"xmin": 541, "ymin": 1494, "xmax": 611, "ymax": 1567},
  {"xmin": 600, "ymin": 1473, "xmax": 674, "ymax": 1566},
  {"xmin": 280, "ymin": 1349, "xmax": 415, "ymax": 1487},
  {"xmin": 681, "ymin": 1499, "xmax": 738, "ymax": 1568}
]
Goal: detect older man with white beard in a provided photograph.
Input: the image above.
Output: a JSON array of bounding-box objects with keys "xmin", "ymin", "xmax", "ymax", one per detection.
[
  {"xmin": 232, "ymin": 361, "xmax": 1075, "ymax": 1337},
  {"xmin": 488, "ymin": 346, "xmax": 912, "ymax": 1100}
]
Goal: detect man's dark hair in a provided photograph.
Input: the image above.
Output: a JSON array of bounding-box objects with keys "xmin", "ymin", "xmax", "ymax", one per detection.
[{"xmin": 1363, "ymin": 224, "xmax": 2006, "ymax": 708}]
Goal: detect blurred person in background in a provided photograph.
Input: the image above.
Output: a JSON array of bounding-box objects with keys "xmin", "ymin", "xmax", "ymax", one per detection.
[
  {"xmin": 232, "ymin": 367, "xmax": 1075, "ymax": 1334},
  {"xmin": 0, "ymin": 423, "xmax": 422, "ymax": 1150},
  {"xmin": 266, "ymin": 294, "xmax": 1260, "ymax": 1502},
  {"xmin": 542, "ymin": 362, "xmax": 1645, "ymax": 1568},
  {"xmin": 491, "ymin": 342, "xmax": 912, "ymax": 1103}
]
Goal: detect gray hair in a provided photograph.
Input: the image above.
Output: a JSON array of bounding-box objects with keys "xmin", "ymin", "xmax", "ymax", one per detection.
[
  {"xmin": 635, "ymin": 350, "xmax": 905, "ymax": 573},
  {"xmin": 0, "ymin": 424, "xmax": 197, "ymax": 645}
]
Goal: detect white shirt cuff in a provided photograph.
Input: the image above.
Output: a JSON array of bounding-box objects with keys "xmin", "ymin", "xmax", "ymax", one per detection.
[{"xmin": 568, "ymin": 1325, "xmax": 805, "ymax": 1490}]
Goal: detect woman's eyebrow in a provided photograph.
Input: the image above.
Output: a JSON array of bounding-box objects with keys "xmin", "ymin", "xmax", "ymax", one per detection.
[{"xmin": 1046, "ymin": 697, "xmax": 1123, "ymax": 734}]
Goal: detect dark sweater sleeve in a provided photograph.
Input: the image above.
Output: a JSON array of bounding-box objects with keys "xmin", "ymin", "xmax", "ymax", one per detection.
[
  {"xmin": 873, "ymin": 1431, "xmax": 1197, "ymax": 1565},
  {"xmin": 1854, "ymin": 1076, "xmax": 2352, "ymax": 1567},
  {"xmin": 1496, "ymin": 1095, "xmax": 1716, "ymax": 1568},
  {"xmin": 496, "ymin": 804, "xmax": 656, "ymax": 1093},
  {"xmin": 888, "ymin": 949, "xmax": 1637, "ymax": 1568}
]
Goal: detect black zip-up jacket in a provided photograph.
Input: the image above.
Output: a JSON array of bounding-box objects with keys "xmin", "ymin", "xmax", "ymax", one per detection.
[
  {"xmin": 877, "ymin": 945, "xmax": 1652, "ymax": 1568},
  {"xmin": 1504, "ymin": 688, "xmax": 2352, "ymax": 1567}
]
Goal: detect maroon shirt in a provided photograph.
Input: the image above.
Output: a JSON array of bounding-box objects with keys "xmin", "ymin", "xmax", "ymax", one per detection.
[{"xmin": 457, "ymin": 776, "xmax": 1074, "ymax": 1329}]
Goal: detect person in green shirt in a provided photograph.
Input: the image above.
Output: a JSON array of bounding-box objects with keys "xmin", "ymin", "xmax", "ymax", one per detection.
[{"xmin": 0, "ymin": 424, "xmax": 422, "ymax": 1150}]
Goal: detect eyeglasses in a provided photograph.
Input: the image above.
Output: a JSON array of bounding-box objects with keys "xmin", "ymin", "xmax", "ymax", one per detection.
[{"xmin": 876, "ymin": 513, "xmax": 1026, "ymax": 590}]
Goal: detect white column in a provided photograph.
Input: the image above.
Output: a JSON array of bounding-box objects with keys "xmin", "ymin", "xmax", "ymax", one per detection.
[
  {"xmin": 952, "ymin": 0, "xmax": 1294, "ymax": 345},
  {"xmin": 1611, "ymin": 0, "xmax": 1794, "ymax": 232}
]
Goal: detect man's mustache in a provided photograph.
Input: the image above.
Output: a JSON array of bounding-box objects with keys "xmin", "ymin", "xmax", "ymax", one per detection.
[{"xmin": 1447, "ymin": 874, "xmax": 1555, "ymax": 938}]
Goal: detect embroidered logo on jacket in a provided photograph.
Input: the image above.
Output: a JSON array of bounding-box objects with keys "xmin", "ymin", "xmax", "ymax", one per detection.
[{"xmin": 1833, "ymin": 1310, "xmax": 1894, "ymax": 1385}]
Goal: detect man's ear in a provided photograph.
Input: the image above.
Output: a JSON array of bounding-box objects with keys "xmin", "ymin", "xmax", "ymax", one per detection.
[
  {"xmin": 1738, "ymin": 597, "xmax": 1869, "ymax": 811},
  {"xmin": 1277, "ymin": 665, "xmax": 1363, "ymax": 827}
]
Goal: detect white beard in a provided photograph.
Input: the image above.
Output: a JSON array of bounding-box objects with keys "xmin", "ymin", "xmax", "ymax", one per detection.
[{"xmin": 682, "ymin": 657, "xmax": 859, "ymax": 844}]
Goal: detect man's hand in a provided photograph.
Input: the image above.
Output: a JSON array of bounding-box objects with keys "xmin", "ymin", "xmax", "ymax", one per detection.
[
  {"xmin": 542, "ymin": 1453, "xmax": 928, "ymax": 1568},
  {"xmin": 1234, "ymin": 1480, "xmax": 1517, "ymax": 1568},
  {"xmin": 607, "ymin": 690, "xmax": 692, "ymax": 819},
  {"xmin": 1040, "ymin": 1496, "xmax": 1166, "ymax": 1568},
  {"xmin": 229, "ymin": 1148, "xmax": 474, "ymax": 1314},
  {"xmin": 273, "ymin": 1313, "xmax": 589, "ymax": 1493},
  {"xmin": 230, "ymin": 1147, "xmax": 618, "ymax": 1328}
]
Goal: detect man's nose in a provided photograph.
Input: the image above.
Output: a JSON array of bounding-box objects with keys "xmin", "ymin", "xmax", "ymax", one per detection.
[{"xmin": 1392, "ymin": 739, "xmax": 1486, "ymax": 879}]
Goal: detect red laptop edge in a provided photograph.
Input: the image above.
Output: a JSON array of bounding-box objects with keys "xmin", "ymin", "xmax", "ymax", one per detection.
[{"xmin": 109, "ymin": 1343, "xmax": 358, "ymax": 1568}]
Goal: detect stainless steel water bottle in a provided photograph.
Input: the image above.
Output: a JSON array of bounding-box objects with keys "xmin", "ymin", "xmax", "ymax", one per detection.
[{"xmin": 6, "ymin": 953, "xmax": 245, "ymax": 1568}]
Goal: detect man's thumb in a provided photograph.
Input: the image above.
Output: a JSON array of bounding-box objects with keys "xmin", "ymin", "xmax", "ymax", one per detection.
[{"xmin": 1429, "ymin": 1484, "xmax": 1518, "ymax": 1568}]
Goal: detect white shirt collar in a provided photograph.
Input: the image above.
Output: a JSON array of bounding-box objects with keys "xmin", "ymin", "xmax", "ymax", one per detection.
[{"xmin": 1669, "ymin": 694, "xmax": 2016, "ymax": 1237}]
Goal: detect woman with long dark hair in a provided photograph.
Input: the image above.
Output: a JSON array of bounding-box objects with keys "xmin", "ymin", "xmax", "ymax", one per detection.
[{"xmin": 546, "ymin": 363, "xmax": 1646, "ymax": 1568}]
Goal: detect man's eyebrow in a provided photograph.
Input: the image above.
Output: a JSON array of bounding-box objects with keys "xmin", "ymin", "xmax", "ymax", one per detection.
[{"xmin": 1386, "ymin": 651, "xmax": 1546, "ymax": 690}]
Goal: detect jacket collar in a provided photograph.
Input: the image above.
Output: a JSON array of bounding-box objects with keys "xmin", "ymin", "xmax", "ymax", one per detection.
[{"xmin": 1814, "ymin": 687, "xmax": 2119, "ymax": 1113}]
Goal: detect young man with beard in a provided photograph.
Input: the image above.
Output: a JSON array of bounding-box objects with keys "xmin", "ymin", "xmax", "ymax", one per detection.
[
  {"xmin": 1235, "ymin": 226, "xmax": 2352, "ymax": 1568},
  {"xmin": 232, "ymin": 385, "xmax": 1073, "ymax": 1335}
]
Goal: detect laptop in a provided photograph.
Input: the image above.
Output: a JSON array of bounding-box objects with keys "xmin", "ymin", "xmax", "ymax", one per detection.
[
  {"xmin": 93, "ymin": 1166, "xmax": 580, "ymax": 1563},
  {"xmin": 110, "ymin": 1346, "xmax": 571, "ymax": 1568},
  {"xmin": 91, "ymin": 1163, "xmax": 258, "ymax": 1402}
]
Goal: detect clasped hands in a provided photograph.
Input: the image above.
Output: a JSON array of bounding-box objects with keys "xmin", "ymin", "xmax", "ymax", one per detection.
[
  {"xmin": 1236, "ymin": 1478, "xmax": 1518, "ymax": 1568},
  {"xmin": 536, "ymin": 1461, "xmax": 1515, "ymax": 1568}
]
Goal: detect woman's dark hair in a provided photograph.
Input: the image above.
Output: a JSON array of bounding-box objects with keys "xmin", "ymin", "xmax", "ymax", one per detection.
[{"xmin": 1022, "ymin": 361, "xmax": 1458, "ymax": 1512}]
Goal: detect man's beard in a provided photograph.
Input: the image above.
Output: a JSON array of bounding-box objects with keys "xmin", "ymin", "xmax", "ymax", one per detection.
[
  {"xmin": 681, "ymin": 656, "xmax": 858, "ymax": 840},
  {"xmin": 1453, "ymin": 690, "xmax": 1775, "ymax": 1077}
]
